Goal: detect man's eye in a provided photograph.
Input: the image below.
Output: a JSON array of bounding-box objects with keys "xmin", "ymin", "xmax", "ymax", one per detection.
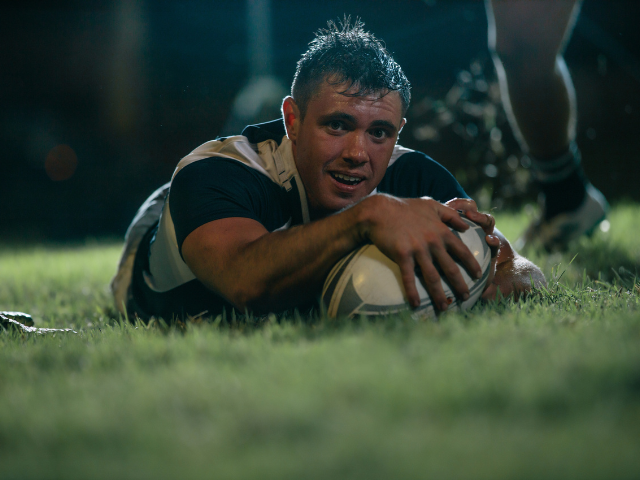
[
  {"xmin": 329, "ymin": 121, "xmax": 344, "ymax": 130},
  {"xmin": 371, "ymin": 128, "xmax": 388, "ymax": 139}
]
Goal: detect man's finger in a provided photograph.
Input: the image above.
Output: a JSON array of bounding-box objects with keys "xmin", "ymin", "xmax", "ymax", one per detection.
[
  {"xmin": 445, "ymin": 230, "xmax": 482, "ymax": 279},
  {"xmin": 396, "ymin": 257, "xmax": 421, "ymax": 308},
  {"xmin": 483, "ymin": 256, "xmax": 499, "ymax": 297},
  {"xmin": 486, "ymin": 234, "xmax": 500, "ymax": 258},
  {"xmin": 415, "ymin": 251, "xmax": 449, "ymax": 311},
  {"xmin": 462, "ymin": 209, "xmax": 484, "ymax": 223},
  {"xmin": 446, "ymin": 198, "xmax": 477, "ymax": 213},
  {"xmin": 476, "ymin": 212, "xmax": 496, "ymax": 235},
  {"xmin": 431, "ymin": 245, "xmax": 471, "ymax": 300},
  {"xmin": 446, "ymin": 199, "xmax": 495, "ymax": 236},
  {"xmin": 463, "ymin": 210, "xmax": 495, "ymax": 233},
  {"xmin": 482, "ymin": 235, "xmax": 500, "ymax": 295},
  {"xmin": 438, "ymin": 204, "xmax": 470, "ymax": 232}
]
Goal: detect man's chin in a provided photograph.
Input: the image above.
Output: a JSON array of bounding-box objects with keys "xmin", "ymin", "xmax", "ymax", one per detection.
[
  {"xmin": 308, "ymin": 181, "xmax": 372, "ymax": 218},
  {"xmin": 312, "ymin": 197, "xmax": 361, "ymax": 218}
]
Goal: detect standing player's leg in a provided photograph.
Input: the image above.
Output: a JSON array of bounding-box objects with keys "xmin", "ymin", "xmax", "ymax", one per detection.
[{"xmin": 486, "ymin": 0, "xmax": 607, "ymax": 251}]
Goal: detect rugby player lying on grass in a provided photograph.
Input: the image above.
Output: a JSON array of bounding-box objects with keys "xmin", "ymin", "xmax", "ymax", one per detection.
[{"xmin": 111, "ymin": 19, "xmax": 546, "ymax": 320}]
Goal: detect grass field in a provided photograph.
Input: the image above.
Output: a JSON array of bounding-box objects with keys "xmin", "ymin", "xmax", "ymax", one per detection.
[{"xmin": 1, "ymin": 204, "xmax": 639, "ymax": 479}]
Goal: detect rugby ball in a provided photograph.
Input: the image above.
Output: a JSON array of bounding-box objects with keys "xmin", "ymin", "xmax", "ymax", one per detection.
[{"xmin": 321, "ymin": 216, "xmax": 492, "ymax": 318}]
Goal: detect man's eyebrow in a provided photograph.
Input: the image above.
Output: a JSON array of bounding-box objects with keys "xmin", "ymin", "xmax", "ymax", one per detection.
[
  {"xmin": 369, "ymin": 120, "xmax": 398, "ymax": 132},
  {"xmin": 317, "ymin": 113, "xmax": 398, "ymax": 132},
  {"xmin": 317, "ymin": 112, "xmax": 357, "ymax": 124}
]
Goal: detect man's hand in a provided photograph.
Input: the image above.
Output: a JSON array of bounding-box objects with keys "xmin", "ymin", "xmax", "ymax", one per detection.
[
  {"xmin": 445, "ymin": 198, "xmax": 501, "ymax": 296},
  {"xmin": 443, "ymin": 198, "xmax": 547, "ymax": 301},
  {"xmin": 358, "ymin": 195, "xmax": 484, "ymax": 311},
  {"xmin": 445, "ymin": 198, "xmax": 495, "ymax": 235}
]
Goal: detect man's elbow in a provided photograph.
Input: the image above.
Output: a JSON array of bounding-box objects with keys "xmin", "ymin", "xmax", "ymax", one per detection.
[
  {"xmin": 202, "ymin": 270, "xmax": 277, "ymax": 314},
  {"xmin": 225, "ymin": 282, "xmax": 271, "ymax": 314}
]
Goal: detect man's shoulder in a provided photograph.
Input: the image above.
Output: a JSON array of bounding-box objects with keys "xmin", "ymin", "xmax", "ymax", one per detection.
[
  {"xmin": 240, "ymin": 119, "xmax": 287, "ymax": 145},
  {"xmin": 389, "ymin": 144, "xmax": 417, "ymax": 167},
  {"xmin": 388, "ymin": 145, "xmax": 455, "ymax": 171},
  {"xmin": 387, "ymin": 146, "xmax": 441, "ymax": 173},
  {"xmin": 172, "ymin": 119, "xmax": 289, "ymax": 184},
  {"xmin": 379, "ymin": 147, "xmax": 469, "ymax": 202}
]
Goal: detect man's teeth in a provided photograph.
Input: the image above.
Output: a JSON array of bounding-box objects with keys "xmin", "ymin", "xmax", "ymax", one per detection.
[{"xmin": 332, "ymin": 173, "xmax": 362, "ymax": 184}]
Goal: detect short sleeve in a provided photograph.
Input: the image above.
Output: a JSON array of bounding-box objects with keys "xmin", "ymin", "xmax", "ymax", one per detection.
[
  {"xmin": 169, "ymin": 158, "xmax": 289, "ymax": 252},
  {"xmin": 377, "ymin": 151, "xmax": 469, "ymax": 202}
]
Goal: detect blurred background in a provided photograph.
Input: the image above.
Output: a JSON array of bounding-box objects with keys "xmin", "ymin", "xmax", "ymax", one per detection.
[{"xmin": 2, "ymin": 0, "xmax": 639, "ymax": 241}]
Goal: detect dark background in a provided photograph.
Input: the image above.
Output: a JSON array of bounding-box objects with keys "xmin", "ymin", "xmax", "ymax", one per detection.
[{"xmin": 2, "ymin": 0, "xmax": 639, "ymax": 241}]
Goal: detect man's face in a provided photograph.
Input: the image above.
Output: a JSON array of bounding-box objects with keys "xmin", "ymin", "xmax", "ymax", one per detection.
[{"xmin": 285, "ymin": 81, "xmax": 406, "ymax": 217}]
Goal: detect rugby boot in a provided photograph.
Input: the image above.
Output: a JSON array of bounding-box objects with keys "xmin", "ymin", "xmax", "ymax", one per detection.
[{"xmin": 515, "ymin": 184, "xmax": 608, "ymax": 252}]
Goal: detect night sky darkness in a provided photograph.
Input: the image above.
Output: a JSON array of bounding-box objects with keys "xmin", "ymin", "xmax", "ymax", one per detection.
[{"xmin": 2, "ymin": 0, "xmax": 639, "ymax": 241}]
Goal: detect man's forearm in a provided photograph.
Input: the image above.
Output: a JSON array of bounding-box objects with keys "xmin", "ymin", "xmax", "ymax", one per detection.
[
  {"xmin": 235, "ymin": 209, "xmax": 368, "ymax": 312},
  {"xmin": 183, "ymin": 199, "xmax": 369, "ymax": 313},
  {"xmin": 184, "ymin": 194, "xmax": 487, "ymax": 314}
]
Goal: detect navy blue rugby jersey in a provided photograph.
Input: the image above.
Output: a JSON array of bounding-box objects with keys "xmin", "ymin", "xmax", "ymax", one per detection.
[{"xmin": 133, "ymin": 119, "xmax": 469, "ymax": 318}]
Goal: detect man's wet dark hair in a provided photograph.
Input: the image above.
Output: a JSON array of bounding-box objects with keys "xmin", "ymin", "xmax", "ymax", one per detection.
[{"xmin": 291, "ymin": 17, "xmax": 411, "ymax": 119}]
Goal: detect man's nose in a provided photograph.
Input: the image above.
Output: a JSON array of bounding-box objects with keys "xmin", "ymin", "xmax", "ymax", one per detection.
[{"xmin": 343, "ymin": 132, "xmax": 369, "ymax": 165}]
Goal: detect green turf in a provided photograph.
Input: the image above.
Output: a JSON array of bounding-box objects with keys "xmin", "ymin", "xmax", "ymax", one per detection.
[{"xmin": 1, "ymin": 205, "xmax": 639, "ymax": 479}]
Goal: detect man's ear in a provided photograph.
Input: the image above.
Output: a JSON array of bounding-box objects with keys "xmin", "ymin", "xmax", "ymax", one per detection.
[
  {"xmin": 398, "ymin": 118, "xmax": 407, "ymax": 134},
  {"xmin": 282, "ymin": 96, "xmax": 301, "ymax": 144}
]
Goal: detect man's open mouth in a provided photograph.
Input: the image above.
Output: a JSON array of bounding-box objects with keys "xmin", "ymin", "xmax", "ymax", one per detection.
[{"xmin": 330, "ymin": 172, "xmax": 363, "ymax": 186}]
